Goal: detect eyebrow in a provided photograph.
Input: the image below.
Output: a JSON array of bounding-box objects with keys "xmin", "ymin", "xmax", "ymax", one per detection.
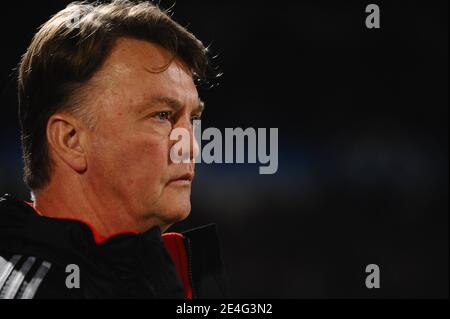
[{"xmin": 149, "ymin": 96, "xmax": 205, "ymax": 114}]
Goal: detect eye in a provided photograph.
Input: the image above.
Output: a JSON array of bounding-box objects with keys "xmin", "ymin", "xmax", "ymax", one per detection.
[{"xmin": 153, "ymin": 111, "xmax": 171, "ymax": 121}]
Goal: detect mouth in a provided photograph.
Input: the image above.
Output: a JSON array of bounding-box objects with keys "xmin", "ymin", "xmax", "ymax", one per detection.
[{"xmin": 167, "ymin": 173, "xmax": 194, "ymax": 186}]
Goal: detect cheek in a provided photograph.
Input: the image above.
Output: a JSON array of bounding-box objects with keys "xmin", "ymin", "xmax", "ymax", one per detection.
[
  {"xmin": 122, "ymin": 136, "xmax": 169, "ymax": 183},
  {"xmin": 90, "ymin": 131, "xmax": 170, "ymax": 190},
  {"xmin": 132, "ymin": 138, "xmax": 168, "ymax": 180}
]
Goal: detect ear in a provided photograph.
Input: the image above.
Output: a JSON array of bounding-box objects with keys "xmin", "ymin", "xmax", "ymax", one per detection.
[{"xmin": 46, "ymin": 113, "xmax": 87, "ymax": 173}]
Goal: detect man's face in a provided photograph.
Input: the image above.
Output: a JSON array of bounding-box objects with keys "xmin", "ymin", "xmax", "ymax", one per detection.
[{"xmin": 82, "ymin": 38, "xmax": 201, "ymax": 231}]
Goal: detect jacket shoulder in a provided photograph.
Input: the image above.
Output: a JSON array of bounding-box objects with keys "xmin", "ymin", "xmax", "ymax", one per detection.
[{"xmin": 0, "ymin": 252, "xmax": 81, "ymax": 299}]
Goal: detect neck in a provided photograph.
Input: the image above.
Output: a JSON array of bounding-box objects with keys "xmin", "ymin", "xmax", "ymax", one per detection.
[{"xmin": 32, "ymin": 174, "xmax": 166, "ymax": 238}]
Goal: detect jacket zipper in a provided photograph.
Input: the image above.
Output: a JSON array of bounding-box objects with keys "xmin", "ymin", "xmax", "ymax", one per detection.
[{"xmin": 184, "ymin": 237, "xmax": 197, "ymax": 298}]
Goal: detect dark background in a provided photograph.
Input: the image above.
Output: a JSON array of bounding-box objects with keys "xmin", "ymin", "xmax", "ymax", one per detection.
[{"xmin": 0, "ymin": 0, "xmax": 448, "ymax": 298}]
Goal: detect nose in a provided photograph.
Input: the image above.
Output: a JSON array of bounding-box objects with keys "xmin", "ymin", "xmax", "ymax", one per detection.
[{"xmin": 171, "ymin": 116, "xmax": 200, "ymax": 163}]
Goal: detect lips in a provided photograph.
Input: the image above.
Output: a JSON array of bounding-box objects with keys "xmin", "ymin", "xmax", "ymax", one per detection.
[{"xmin": 168, "ymin": 173, "xmax": 194, "ymax": 185}]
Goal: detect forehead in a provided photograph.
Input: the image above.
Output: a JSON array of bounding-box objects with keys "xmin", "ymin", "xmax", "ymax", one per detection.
[{"xmin": 92, "ymin": 37, "xmax": 199, "ymax": 110}]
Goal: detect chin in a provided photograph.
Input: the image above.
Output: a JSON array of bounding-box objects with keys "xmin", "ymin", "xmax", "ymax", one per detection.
[{"xmin": 160, "ymin": 201, "xmax": 191, "ymax": 225}]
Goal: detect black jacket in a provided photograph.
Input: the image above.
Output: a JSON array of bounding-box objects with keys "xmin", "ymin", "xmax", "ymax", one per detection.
[{"xmin": 0, "ymin": 194, "xmax": 227, "ymax": 299}]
